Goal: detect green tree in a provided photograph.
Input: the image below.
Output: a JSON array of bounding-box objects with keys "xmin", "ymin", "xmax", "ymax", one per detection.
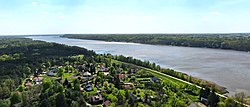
[
  {"xmin": 73, "ymin": 79, "xmax": 80, "ymax": 91},
  {"xmin": 208, "ymin": 90, "xmax": 219, "ymax": 107},
  {"xmin": 71, "ymin": 101, "xmax": 79, "ymax": 107},
  {"xmin": 10, "ymin": 92, "xmax": 21, "ymax": 106},
  {"xmin": 64, "ymin": 78, "xmax": 69, "ymax": 86},
  {"xmin": 40, "ymin": 99, "xmax": 50, "ymax": 107},
  {"xmin": 109, "ymin": 66, "xmax": 116, "ymax": 76},
  {"xmin": 17, "ymin": 86, "xmax": 24, "ymax": 92},
  {"xmin": 0, "ymin": 100, "xmax": 9, "ymax": 107},
  {"xmin": 21, "ymin": 92, "xmax": 29, "ymax": 107},
  {"xmin": 117, "ymin": 90, "xmax": 125, "ymax": 105},
  {"xmin": 56, "ymin": 93, "xmax": 67, "ymax": 107},
  {"xmin": 4, "ymin": 79, "xmax": 15, "ymax": 92},
  {"xmin": 107, "ymin": 94, "xmax": 118, "ymax": 103},
  {"xmin": 125, "ymin": 90, "xmax": 130, "ymax": 100},
  {"xmin": 24, "ymin": 66, "xmax": 31, "ymax": 74},
  {"xmin": 78, "ymin": 95, "xmax": 87, "ymax": 107},
  {"xmin": 45, "ymin": 61, "xmax": 51, "ymax": 68},
  {"xmin": 224, "ymin": 98, "xmax": 237, "ymax": 107},
  {"xmin": 57, "ymin": 70, "xmax": 64, "ymax": 78},
  {"xmin": 234, "ymin": 92, "xmax": 246, "ymax": 106},
  {"xmin": 0, "ymin": 87, "xmax": 11, "ymax": 99},
  {"xmin": 42, "ymin": 81, "xmax": 52, "ymax": 92}
]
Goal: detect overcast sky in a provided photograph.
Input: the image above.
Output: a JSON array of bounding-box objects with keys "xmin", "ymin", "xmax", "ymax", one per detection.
[{"xmin": 0, "ymin": 0, "xmax": 250, "ymax": 35}]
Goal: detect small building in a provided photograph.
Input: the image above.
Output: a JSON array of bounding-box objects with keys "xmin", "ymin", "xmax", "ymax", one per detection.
[
  {"xmin": 41, "ymin": 71, "xmax": 47, "ymax": 75},
  {"xmin": 25, "ymin": 82, "xmax": 33, "ymax": 87},
  {"xmin": 123, "ymin": 82, "xmax": 133, "ymax": 89},
  {"xmin": 83, "ymin": 71, "xmax": 91, "ymax": 77},
  {"xmin": 200, "ymin": 97, "xmax": 208, "ymax": 105},
  {"xmin": 84, "ymin": 83, "xmax": 93, "ymax": 92},
  {"xmin": 33, "ymin": 77, "xmax": 43, "ymax": 83},
  {"xmin": 97, "ymin": 90, "xmax": 107, "ymax": 94},
  {"xmin": 117, "ymin": 74, "xmax": 126, "ymax": 80},
  {"xmin": 103, "ymin": 100, "xmax": 111, "ymax": 107},
  {"xmin": 151, "ymin": 77, "xmax": 160, "ymax": 83},
  {"xmin": 47, "ymin": 69, "xmax": 57, "ymax": 77},
  {"xmin": 99, "ymin": 66, "xmax": 109, "ymax": 72},
  {"xmin": 91, "ymin": 95, "xmax": 103, "ymax": 105},
  {"xmin": 103, "ymin": 72, "xmax": 109, "ymax": 76},
  {"xmin": 128, "ymin": 69, "xmax": 137, "ymax": 74}
]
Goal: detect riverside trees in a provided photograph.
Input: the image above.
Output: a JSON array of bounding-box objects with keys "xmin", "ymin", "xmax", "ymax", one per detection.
[{"xmin": 63, "ymin": 33, "xmax": 250, "ymax": 52}]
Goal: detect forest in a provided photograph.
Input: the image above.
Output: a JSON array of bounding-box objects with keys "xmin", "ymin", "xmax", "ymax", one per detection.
[
  {"xmin": 63, "ymin": 33, "xmax": 250, "ymax": 52},
  {"xmin": 0, "ymin": 37, "xmax": 247, "ymax": 107}
]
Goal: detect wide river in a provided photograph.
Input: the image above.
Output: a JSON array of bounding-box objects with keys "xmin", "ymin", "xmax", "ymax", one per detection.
[{"xmin": 28, "ymin": 36, "xmax": 250, "ymax": 96}]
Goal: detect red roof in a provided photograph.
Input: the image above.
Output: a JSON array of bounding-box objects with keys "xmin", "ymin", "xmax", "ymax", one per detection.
[
  {"xmin": 118, "ymin": 74, "xmax": 126, "ymax": 79},
  {"xmin": 25, "ymin": 82, "xmax": 33, "ymax": 87}
]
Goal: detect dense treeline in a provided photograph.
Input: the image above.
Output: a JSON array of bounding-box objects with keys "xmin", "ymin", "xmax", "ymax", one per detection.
[
  {"xmin": 0, "ymin": 38, "xmax": 94, "ymax": 81},
  {"xmin": 63, "ymin": 33, "xmax": 250, "ymax": 51},
  {"xmin": 0, "ymin": 38, "xmax": 95, "ymax": 102}
]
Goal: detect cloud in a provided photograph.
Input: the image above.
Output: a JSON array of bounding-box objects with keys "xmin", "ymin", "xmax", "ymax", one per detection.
[
  {"xmin": 202, "ymin": 11, "xmax": 219, "ymax": 21},
  {"xmin": 209, "ymin": 11, "xmax": 219, "ymax": 15},
  {"xmin": 40, "ymin": 11, "xmax": 49, "ymax": 15},
  {"xmin": 39, "ymin": 3, "xmax": 48, "ymax": 8},
  {"xmin": 202, "ymin": 16, "xmax": 210, "ymax": 21},
  {"xmin": 32, "ymin": 2, "xmax": 37, "ymax": 5},
  {"xmin": 56, "ymin": 12, "xmax": 67, "ymax": 19}
]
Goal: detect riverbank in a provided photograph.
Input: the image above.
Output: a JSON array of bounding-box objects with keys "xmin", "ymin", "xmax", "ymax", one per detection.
[{"xmin": 62, "ymin": 33, "xmax": 250, "ymax": 52}]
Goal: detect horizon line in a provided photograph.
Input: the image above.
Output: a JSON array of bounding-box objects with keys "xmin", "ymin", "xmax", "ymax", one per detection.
[{"xmin": 1, "ymin": 32, "xmax": 250, "ymax": 36}]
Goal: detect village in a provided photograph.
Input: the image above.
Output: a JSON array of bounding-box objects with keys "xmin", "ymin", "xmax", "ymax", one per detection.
[{"xmin": 21, "ymin": 56, "xmax": 167, "ymax": 107}]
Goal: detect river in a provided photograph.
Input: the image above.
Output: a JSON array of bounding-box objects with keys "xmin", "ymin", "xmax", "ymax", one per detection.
[{"xmin": 27, "ymin": 36, "xmax": 250, "ymax": 96}]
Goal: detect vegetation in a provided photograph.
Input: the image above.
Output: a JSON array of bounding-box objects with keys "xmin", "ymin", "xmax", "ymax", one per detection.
[
  {"xmin": 111, "ymin": 54, "xmax": 227, "ymax": 94},
  {"xmin": 0, "ymin": 37, "xmax": 248, "ymax": 107},
  {"xmin": 63, "ymin": 33, "xmax": 250, "ymax": 51}
]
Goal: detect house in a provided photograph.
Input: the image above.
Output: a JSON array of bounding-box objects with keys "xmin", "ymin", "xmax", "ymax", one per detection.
[
  {"xmin": 128, "ymin": 69, "xmax": 137, "ymax": 74},
  {"xmin": 47, "ymin": 72, "xmax": 56, "ymax": 77},
  {"xmin": 83, "ymin": 71, "xmax": 91, "ymax": 77},
  {"xmin": 142, "ymin": 95, "xmax": 151, "ymax": 104},
  {"xmin": 91, "ymin": 95, "xmax": 103, "ymax": 105},
  {"xmin": 123, "ymin": 82, "xmax": 133, "ymax": 89},
  {"xmin": 84, "ymin": 83, "xmax": 93, "ymax": 92},
  {"xmin": 200, "ymin": 97, "xmax": 208, "ymax": 105},
  {"xmin": 25, "ymin": 78, "xmax": 34, "ymax": 87},
  {"xmin": 41, "ymin": 71, "xmax": 47, "ymax": 75},
  {"xmin": 80, "ymin": 87, "xmax": 84, "ymax": 91},
  {"xmin": 151, "ymin": 77, "xmax": 160, "ymax": 83},
  {"xmin": 99, "ymin": 65, "xmax": 109, "ymax": 72},
  {"xmin": 47, "ymin": 69, "xmax": 57, "ymax": 77},
  {"xmin": 117, "ymin": 74, "xmax": 126, "ymax": 79},
  {"xmin": 33, "ymin": 77, "xmax": 43, "ymax": 82},
  {"xmin": 25, "ymin": 82, "xmax": 33, "ymax": 87},
  {"xmin": 97, "ymin": 90, "xmax": 107, "ymax": 94},
  {"xmin": 103, "ymin": 100, "xmax": 111, "ymax": 107},
  {"xmin": 103, "ymin": 72, "xmax": 109, "ymax": 76}
]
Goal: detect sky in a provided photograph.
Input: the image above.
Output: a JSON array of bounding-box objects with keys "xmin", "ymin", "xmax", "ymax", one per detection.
[{"xmin": 0, "ymin": 0, "xmax": 250, "ymax": 35}]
